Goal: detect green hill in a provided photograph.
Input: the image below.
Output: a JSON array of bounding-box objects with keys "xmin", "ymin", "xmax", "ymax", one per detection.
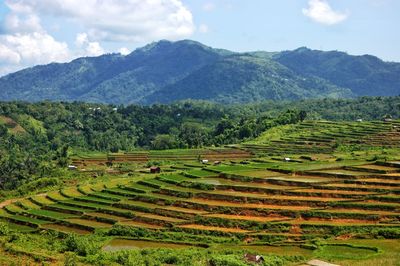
[
  {"xmin": 145, "ymin": 54, "xmax": 351, "ymax": 104},
  {"xmin": 243, "ymin": 120, "xmax": 400, "ymax": 155},
  {"xmin": 0, "ymin": 40, "xmax": 399, "ymax": 104},
  {"xmin": 275, "ymin": 47, "xmax": 400, "ymax": 96}
]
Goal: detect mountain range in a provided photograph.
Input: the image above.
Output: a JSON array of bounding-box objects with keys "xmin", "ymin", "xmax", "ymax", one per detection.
[{"xmin": 0, "ymin": 40, "xmax": 399, "ymax": 104}]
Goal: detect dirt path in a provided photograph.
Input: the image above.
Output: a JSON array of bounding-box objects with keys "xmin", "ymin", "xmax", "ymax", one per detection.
[
  {"xmin": 0, "ymin": 199, "xmax": 19, "ymax": 209},
  {"xmin": 0, "ymin": 193, "xmax": 47, "ymax": 209}
]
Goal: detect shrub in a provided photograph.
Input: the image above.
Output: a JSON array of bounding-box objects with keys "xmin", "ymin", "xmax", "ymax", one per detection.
[
  {"xmin": 63, "ymin": 234, "xmax": 102, "ymax": 256},
  {"xmin": 209, "ymin": 254, "xmax": 248, "ymax": 266},
  {"xmin": 0, "ymin": 222, "xmax": 10, "ymax": 235}
]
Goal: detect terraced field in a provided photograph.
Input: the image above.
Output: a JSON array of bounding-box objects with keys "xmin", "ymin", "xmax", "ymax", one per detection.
[
  {"xmin": 71, "ymin": 148, "xmax": 253, "ymax": 168},
  {"xmin": 243, "ymin": 120, "xmax": 400, "ymax": 155},
  {"xmin": 2, "ymin": 159, "xmax": 399, "ymax": 248}
]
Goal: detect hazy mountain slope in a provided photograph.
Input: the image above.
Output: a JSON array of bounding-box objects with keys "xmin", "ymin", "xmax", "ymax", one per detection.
[
  {"xmin": 143, "ymin": 54, "xmax": 352, "ymax": 104},
  {"xmin": 0, "ymin": 40, "xmax": 224, "ymax": 104},
  {"xmin": 82, "ymin": 40, "xmax": 226, "ymax": 104},
  {"xmin": 0, "ymin": 40, "xmax": 398, "ymax": 104},
  {"xmin": 274, "ymin": 47, "xmax": 400, "ymax": 96}
]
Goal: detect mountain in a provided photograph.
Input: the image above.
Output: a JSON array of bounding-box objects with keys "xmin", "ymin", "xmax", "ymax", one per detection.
[
  {"xmin": 0, "ymin": 40, "xmax": 225, "ymax": 104},
  {"xmin": 274, "ymin": 47, "xmax": 400, "ymax": 96},
  {"xmin": 0, "ymin": 40, "xmax": 399, "ymax": 104},
  {"xmin": 143, "ymin": 54, "xmax": 351, "ymax": 104}
]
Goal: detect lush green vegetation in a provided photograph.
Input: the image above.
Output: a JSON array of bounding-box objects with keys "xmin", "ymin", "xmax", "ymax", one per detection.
[
  {"xmin": 1, "ymin": 98, "xmax": 400, "ymax": 265},
  {"xmin": 1, "ymin": 40, "xmax": 399, "ymax": 104},
  {"xmin": 1, "ymin": 97, "xmax": 399, "ymax": 194},
  {"xmin": 0, "ymin": 100, "xmax": 307, "ymax": 192},
  {"xmin": 275, "ymin": 47, "xmax": 400, "ymax": 97},
  {"xmin": 1, "ymin": 154, "xmax": 400, "ymax": 265}
]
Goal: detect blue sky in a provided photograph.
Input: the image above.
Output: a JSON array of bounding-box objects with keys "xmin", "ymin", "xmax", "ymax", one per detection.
[{"xmin": 0, "ymin": 0, "xmax": 399, "ymax": 76}]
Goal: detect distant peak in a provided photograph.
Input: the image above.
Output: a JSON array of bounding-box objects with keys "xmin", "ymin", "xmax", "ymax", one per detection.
[
  {"xmin": 138, "ymin": 40, "xmax": 173, "ymax": 52},
  {"xmin": 294, "ymin": 47, "xmax": 311, "ymax": 53}
]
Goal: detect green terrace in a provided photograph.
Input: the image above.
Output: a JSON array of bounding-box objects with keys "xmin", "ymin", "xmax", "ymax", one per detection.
[
  {"xmin": 1, "ymin": 156, "xmax": 399, "ymax": 248},
  {"xmin": 243, "ymin": 120, "xmax": 400, "ymax": 155}
]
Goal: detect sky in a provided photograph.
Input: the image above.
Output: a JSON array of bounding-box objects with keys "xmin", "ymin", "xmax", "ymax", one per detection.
[{"xmin": 0, "ymin": 0, "xmax": 399, "ymax": 76}]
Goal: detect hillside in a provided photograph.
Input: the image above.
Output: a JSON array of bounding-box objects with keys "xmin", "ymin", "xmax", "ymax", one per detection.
[
  {"xmin": 144, "ymin": 54, "xmax": 351, "ymax": 104},
  {"xmin": 0, "ymin": 116, "xmax": 26, "ymax": 134},
  {"xmin": 1, "ymin": 133, "xmax": 400, "ymax": 265},
  {"xmin": 275, "ymin": 47, "xmax": 400, "ymax": 96},
  {"xmin": 0, "ymin": 40, "xmax": 399, "ymax": 104},
  {"xmin": 244, "ymin": 120, "xmax": 400, "ymax": 155}
]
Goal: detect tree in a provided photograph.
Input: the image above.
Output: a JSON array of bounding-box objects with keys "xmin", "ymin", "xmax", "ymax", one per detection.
[
  {"xmin": 179, "ymin": 122, "xmax": 209, "ymax": 148},
  {"xmin": 151, "ymin": 134, "xmax": 178, "ymax": 150},
  {"xmin": 0, "ymin": 124, "xmax": 8, "ymax": 137}
]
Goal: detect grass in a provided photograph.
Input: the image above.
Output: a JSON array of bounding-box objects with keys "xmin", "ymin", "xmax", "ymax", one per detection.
[
  {"xmin": 60, "ymin": 187, "xmax": 84, "ymax": 198},
  {"xmin": 40, "ymin": 223, "xmax": 91, "ymax": 235},
  {"xmin": 158, "ymin": 173, "xmax": 189, "ymax": 183},
  {"xmin": 46, "ymin": 191, "xmax": 68, "ymax": 201},
  {"xmin": 8, "ymin": 215, "xmax": 50, "ymax": 225},
  {"xmin": 177, "ymin": 224, "xmax": 251, "ymax": 233},
  {"xmin": 3, "ymin": 222, "xmax": 37, "ymax": 233},
  {"xmin": 314, "ymin": 244, "xmax": 379, "ymax": 260},
  {"xmin": 185, "ymin": 169, "xmax": 218, "ymax": 178},
  {"xmin": 30, "ymin": 195, "xmax": 55, "ymax": 206},
  {"xmin": 1, "ymin": 143, "xmax": 400, "ymax": 265},
  {"xmin": 64, "ymin": 218, "xmax": 113, "ymax": 228},
  {"xmin": 25, "ymin": 209, "xmax": 77, "ymax": 219},
  {"xmin": 47, "ymin": 203, "xmax": 92, "ymax": 213},
  {"xmin": 324, "ymin": 239, "xmax": 400, "ymax": 266}
]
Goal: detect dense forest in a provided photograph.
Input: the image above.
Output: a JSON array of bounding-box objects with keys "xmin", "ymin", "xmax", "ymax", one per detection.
[
  {"xmin": 0, "ymin": 96, "xmax": 399, "ymax": 192},
  {"xmin": 0, "ymin": 100, "xmax": 305, "ymax": 192},
  {"xmin": 1, "ymin": 40, "xmax": 399, "ymax": 104}
]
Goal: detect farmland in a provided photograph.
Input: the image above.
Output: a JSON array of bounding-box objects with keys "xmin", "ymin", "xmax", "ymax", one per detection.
[
  {"xmin": 245, "ymin": 120, "xmax": 400, "ymax": 155},
  {"xmin": 1, "ymin": 120, "xmax": 400, "ymax": 265}
]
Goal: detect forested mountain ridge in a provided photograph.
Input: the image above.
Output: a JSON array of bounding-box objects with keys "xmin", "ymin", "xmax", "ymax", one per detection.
[
  {"xmin": 275, "ymin": 47, "xmax": 400, "ymax": 97},
  {"xmin": 0, "ymin": 40, "xmax": 399, "ymax": 104},
  {"xmin": 144, "ymin": 54, "xmax": 351, "ymax": 104}
]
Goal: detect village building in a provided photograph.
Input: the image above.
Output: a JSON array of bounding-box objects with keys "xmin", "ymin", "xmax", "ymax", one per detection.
[
  {"xmin": 68, "ymin": 165, "xmax": 78, "ymax": 170},
  {"xmin": 150, "ymin": 166, "xmax": 161, "ymax": 173},
  {"xmin": 244, "ymin": 254, "xmax": 264, "ymax": 264}
]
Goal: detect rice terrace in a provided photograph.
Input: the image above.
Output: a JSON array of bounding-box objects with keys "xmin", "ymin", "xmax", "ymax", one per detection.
[
  {"xmin": 1, "ymin": 118, "xmax": 400, "ymax": 265},
  {"xmin": 0, "ymin": 1, "xmax": 400, "ymax": 264}
]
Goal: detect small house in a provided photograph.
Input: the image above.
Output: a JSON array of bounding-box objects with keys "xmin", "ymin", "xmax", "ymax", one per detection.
[
  {"xmin": 68, "ymin": 165, "xmax": 78, "ymax": 171},
  {"xmin": 284, "ymin": 157, "xmax": 291, "ymax": 162},
  {"xmin": 244, "ymin": 254, "xmax": 264, "ymax": 264},
  {"xmin": 150, "ymin": 166, "xmax": 161, "ymax": 173},
  {"xmin": 356, "ymin": 118, "xmax": 363, "ymax": 122},
  {"xmin": 201, "ymin": 159, "xmax": 209, "ymax": 164},
  {"xmin": 214, "ymin": 161, "xmax": 221, "ymax": 165}
]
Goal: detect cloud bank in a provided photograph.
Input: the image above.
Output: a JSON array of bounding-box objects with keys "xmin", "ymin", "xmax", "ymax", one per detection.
[
  {"xmin": 302, "ymin": 0, "xmax": 349, "ymax": 25},
  {"xmin": 0, "ymin": 0, "xmax": 195, "ymax": 75}
]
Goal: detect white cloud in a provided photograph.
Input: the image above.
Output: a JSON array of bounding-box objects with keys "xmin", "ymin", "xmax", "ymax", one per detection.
[
  {"xmin": 75, "ymin": 33, "xmax": 104, "ymax": 57},
  {"xmin": 0, "ymin": 2, "xmax": 71, "ymax": 76},
  {"xmin": 0, "ymin": 32, "xmax": 70, "ymax": 75},
  {"xmin": 0, "ymin": 0, "xmax": 196, "ymax": 75},
  {"xmin": 1, "ymin": 32, "xmax": 70, "ymax": 64},
  {"xmin": 198, "ymin": 24, "xmax": 209, "ymax": 34},
  {"xmin": 5, "ymin": 0, "xmax": 195, "ymax": 43},
  {"xmin": 118, "ymin": 47, "xmax": 131, "ymax": 56},
  {"xmin": 302, "ymin": 0, "xmax": 349, "ymax": 25},
  {"xmin": 3, "ymin": 13, "xmax": 43, "ymax": 33},
  {"xmin": 0, "ymin": 43, "xmax": 21, "ymax": 64}
]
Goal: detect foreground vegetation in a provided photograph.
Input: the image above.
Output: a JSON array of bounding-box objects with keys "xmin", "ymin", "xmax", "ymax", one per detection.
[
  {"xmin": 1, "ymin": 98, "xmax": 400, "ymax": 265},
  {"xmin": 1, "ymin": 152, "xmax": 400, "ymax": 265}
]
